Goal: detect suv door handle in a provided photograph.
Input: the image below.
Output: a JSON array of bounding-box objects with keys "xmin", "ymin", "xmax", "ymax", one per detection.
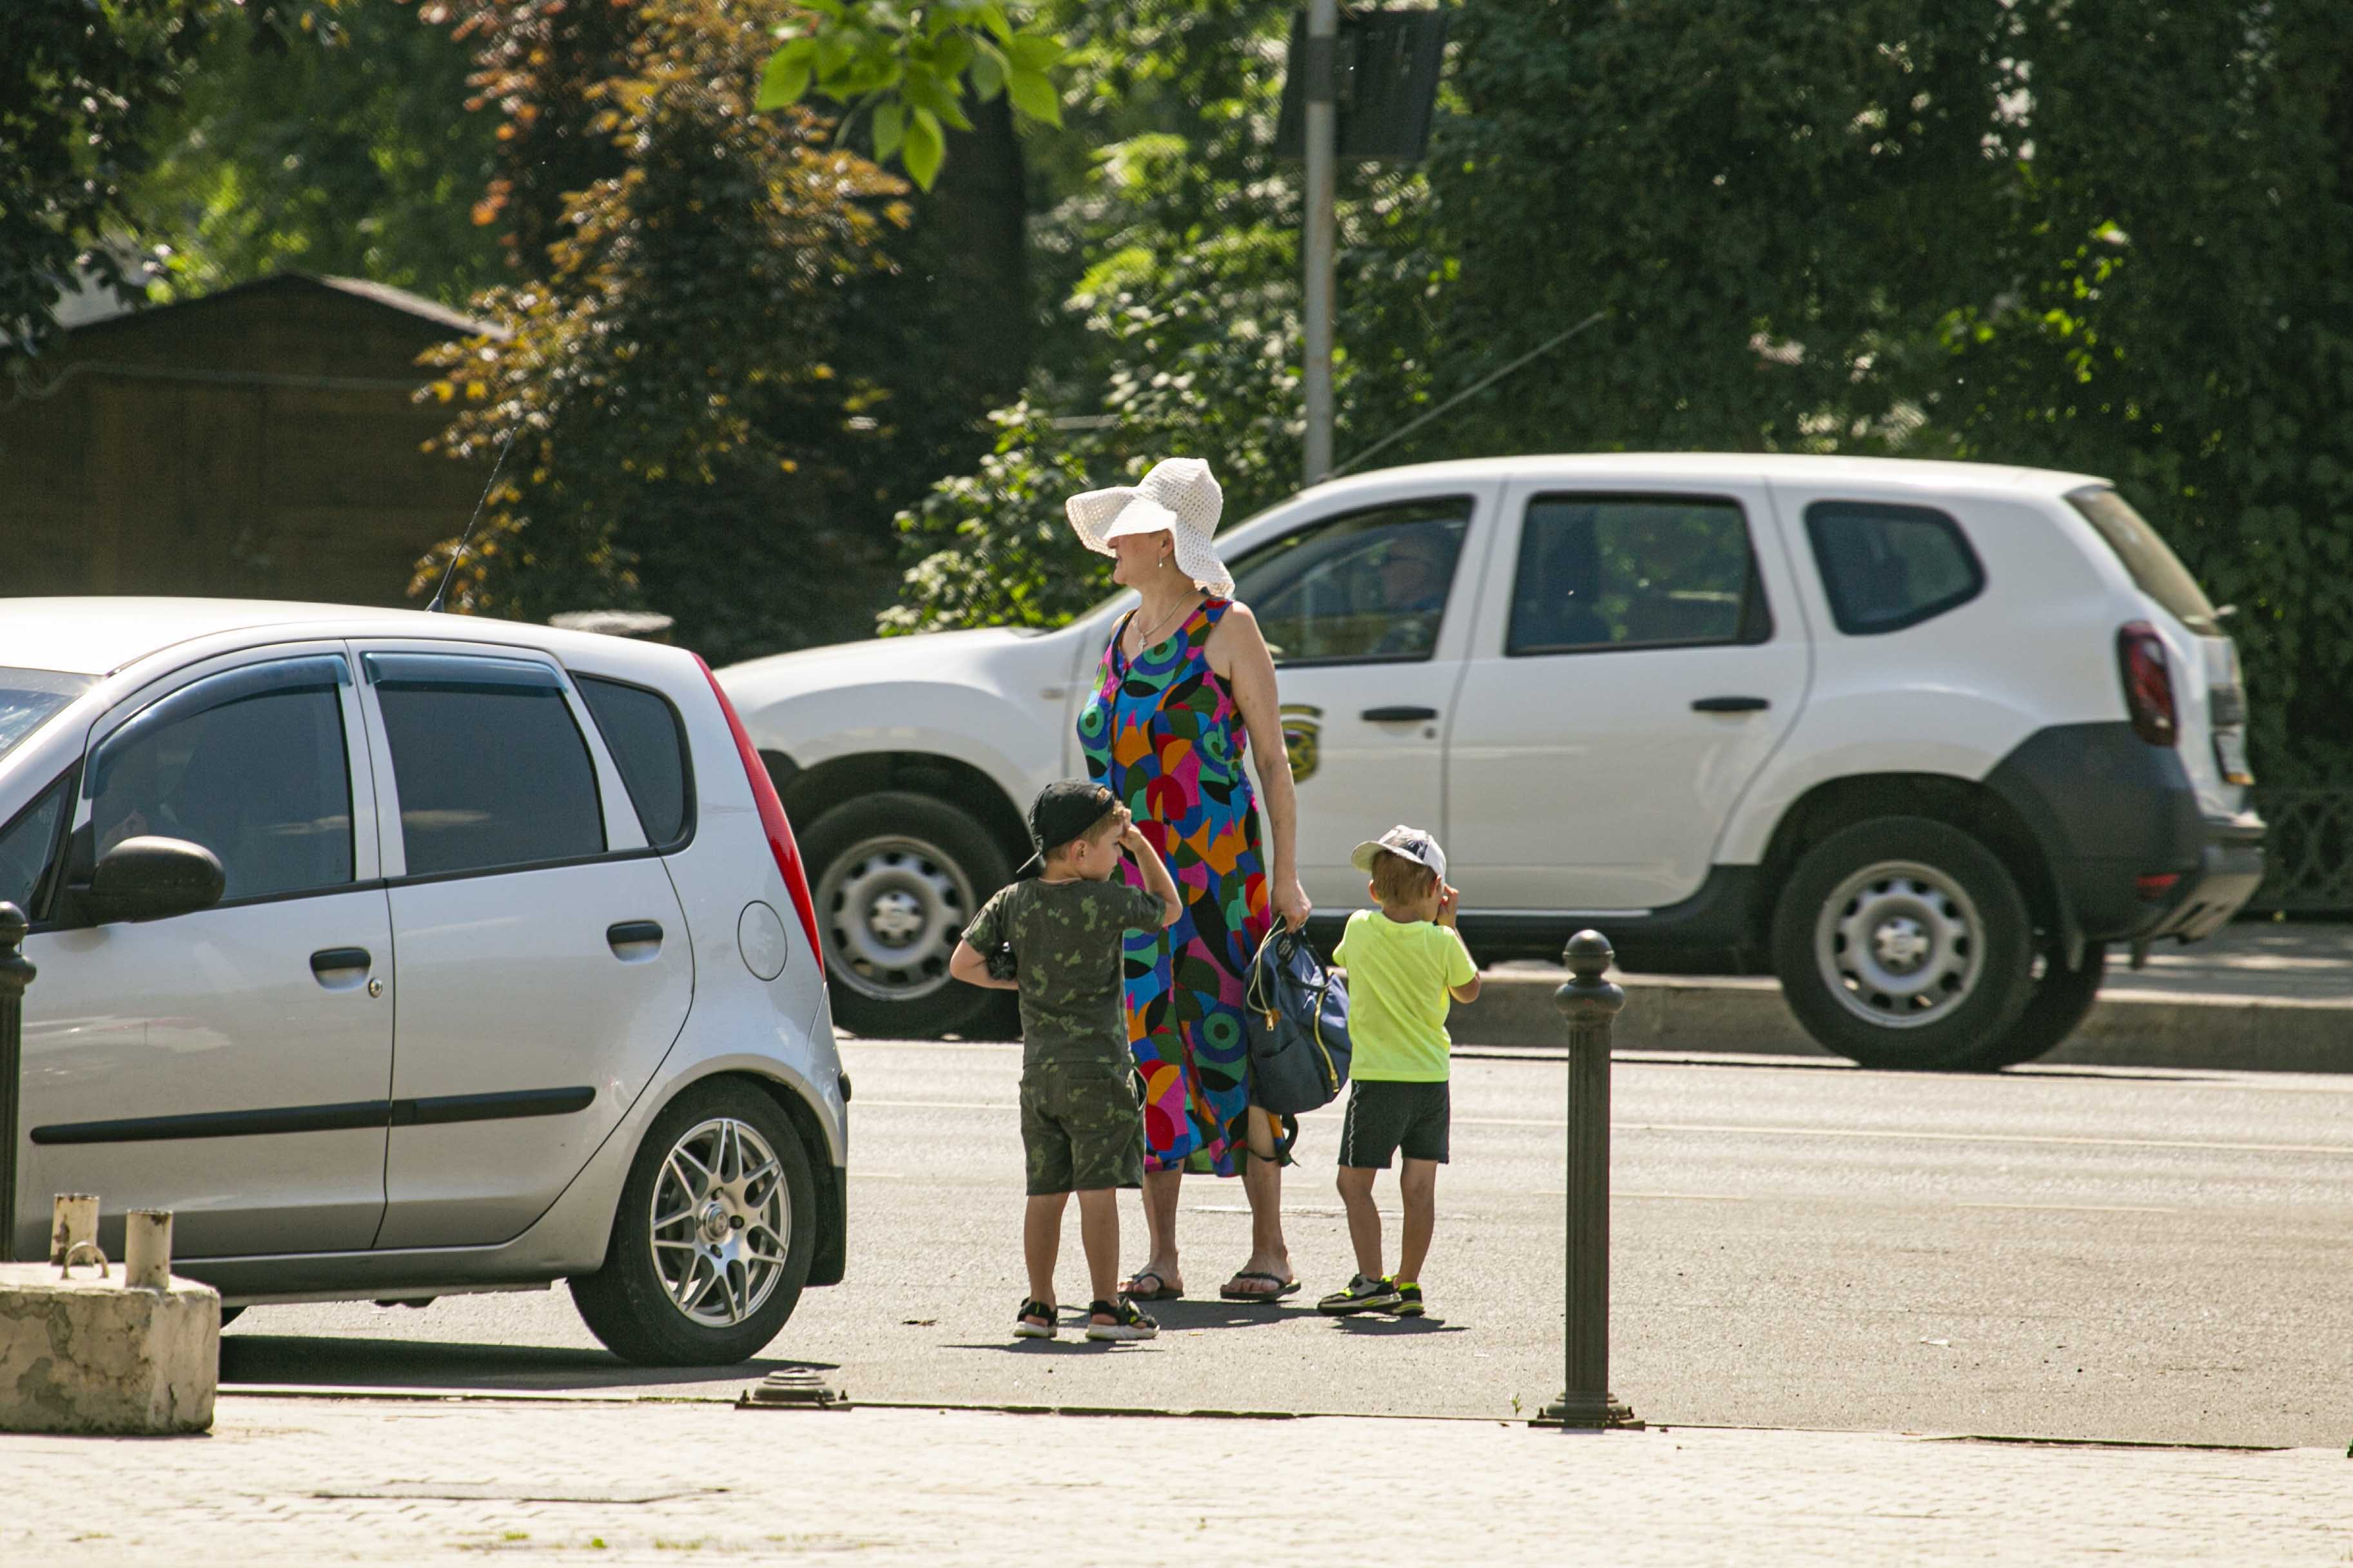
[
  {"xmin": 1362, "ymin": 706, "xmax": 1440, "ymax": 722},
  {"xmin": 309, "ymin": 947, "xmax": 373, "ymax": 991},
  {"xmin": 1691, "ymin": 696, "xmax": 1770, "ymax": 713},
  {"xmin": 607, "ymin": 920, "xmax": 665, "ymax": 958}
]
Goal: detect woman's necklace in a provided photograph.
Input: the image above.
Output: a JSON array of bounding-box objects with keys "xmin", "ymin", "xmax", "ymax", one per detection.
[{"xmin": 1126, "ymin": 592, "xmax": 1203, "ymax": 657}]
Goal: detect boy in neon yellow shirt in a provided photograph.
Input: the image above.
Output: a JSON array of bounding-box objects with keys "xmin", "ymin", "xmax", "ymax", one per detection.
[{"xmin": 1318, "ymin": 824, "xmax": 1480, "ymax": 1317}]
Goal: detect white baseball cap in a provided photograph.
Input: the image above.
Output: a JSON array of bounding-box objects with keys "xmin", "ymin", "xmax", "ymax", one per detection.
[{"xmin": 1350, "ymin": 824, "xmax": 1447, "ymax": 884}]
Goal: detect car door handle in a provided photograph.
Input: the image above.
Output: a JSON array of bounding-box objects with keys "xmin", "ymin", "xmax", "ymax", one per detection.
[
  {"xmin": 607, "ymin": 920, "xmax": 665, "ymax": 958},
  {"xmin": 309, "ymin": 947, "xmax": 373, "ymax": 991},
  {"xmin": 1362, "ymin": 706, "xmax": 1440, "ymax": 723},
  {"xmin": 1691, "ymin": 696, "xmax": 1770, "ymax": 713}
]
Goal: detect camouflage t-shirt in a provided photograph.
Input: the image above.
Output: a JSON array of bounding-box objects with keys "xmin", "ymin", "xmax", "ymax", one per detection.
[{"xmin": 963, "ymin": 876, "xmax": 1166, "ymax": 1074}]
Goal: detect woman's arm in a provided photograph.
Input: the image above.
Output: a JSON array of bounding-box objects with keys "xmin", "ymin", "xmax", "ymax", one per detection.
[{"xmin": 1211, "ymin": 603, "xmax": 1312, "ymax": 931}]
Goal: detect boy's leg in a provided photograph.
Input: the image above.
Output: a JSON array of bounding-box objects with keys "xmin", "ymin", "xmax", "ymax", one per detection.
[
  {"xmin": 1335, "ymin": 1164, "xmax": 1384, "ymax": 1280},
  {"xmin": 1074, "ymin": 1188, "xmax": 1121, "ymax": 1317},
  {"xmin": 1396, "ymin": 1157, "xmax": 1439, "ymax": 1284},
  {"xmin": 1024, "ymin": 1191, "xmax": 1070, "ymax": 1306}
]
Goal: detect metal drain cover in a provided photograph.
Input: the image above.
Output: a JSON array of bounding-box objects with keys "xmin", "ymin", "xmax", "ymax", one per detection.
[{"xmin": 739, "ymin": 1368, "xmax": 847, "ymax": 1409}]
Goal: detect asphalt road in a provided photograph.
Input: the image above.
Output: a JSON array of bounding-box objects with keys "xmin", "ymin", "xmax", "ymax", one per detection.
[{"xmin": 223, "ymin": 1039, "xmax": 2353, "ymax": 1448}]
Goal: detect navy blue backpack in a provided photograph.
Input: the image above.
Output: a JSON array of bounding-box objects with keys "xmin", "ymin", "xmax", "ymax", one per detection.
[{"xmin": 1243, "ymin": 926, "xmax": 1352, "ymax": 1116}]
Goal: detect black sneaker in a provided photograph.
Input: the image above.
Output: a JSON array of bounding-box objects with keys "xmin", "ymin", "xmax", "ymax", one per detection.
[
  {"xmin": 1317, "ymin": 1274, "xmax": 1402, "ymax": 1315},
  {"xmin": 1390, "ymin": 1281, "xmax": 1425, "ymax": 1317}
]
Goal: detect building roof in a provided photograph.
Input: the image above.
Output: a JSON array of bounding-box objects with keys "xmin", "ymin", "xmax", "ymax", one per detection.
[{"xmin": 63, "ymin": 271, "xmax": 499, "ymax": 342}]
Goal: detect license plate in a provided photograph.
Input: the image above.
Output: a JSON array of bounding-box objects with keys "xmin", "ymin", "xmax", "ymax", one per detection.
[{"xmin": 2214, "ymin": 729, "xmax": 2254, "ymax": 786}]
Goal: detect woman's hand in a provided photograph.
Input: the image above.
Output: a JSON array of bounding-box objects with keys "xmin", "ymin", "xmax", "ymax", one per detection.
[{"xmin": 1274, "ymin": 875, "xmax": 1312, "ymax": 932}]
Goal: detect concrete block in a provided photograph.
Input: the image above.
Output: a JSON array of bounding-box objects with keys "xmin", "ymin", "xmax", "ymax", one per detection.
[{"xmin": 0, "ymin": 1263, "xmax": 218, "ymax": 1435}]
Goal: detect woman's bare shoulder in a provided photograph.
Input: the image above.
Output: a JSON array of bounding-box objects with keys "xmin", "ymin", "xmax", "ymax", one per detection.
[{"xmin": 1204, "ymin": 599, "xmax": 1265, "ymax": 665}]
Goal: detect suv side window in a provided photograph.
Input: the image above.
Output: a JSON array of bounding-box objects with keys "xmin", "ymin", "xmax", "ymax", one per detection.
[
  {"xmin": 576, "ymin": 675, "xmax": 693, "ymax": 850},
  {"xmin": 85, "ymin": 655, "xmax": 355, "ymax": 902},
  {"xmin": 1508, "ymin": 494, "xmax": 1771, "ymax": 655},
  {"xmin": 1229, "ymin": 496, "xmax": 1474, "ymax": 664},
  {"xmin": 369, "ymin": 653, "xmax": 605, "ymax": 878},
  {"xmin": 1805, "ymin": 500, "xmax": 1986, "ymax": 635}
]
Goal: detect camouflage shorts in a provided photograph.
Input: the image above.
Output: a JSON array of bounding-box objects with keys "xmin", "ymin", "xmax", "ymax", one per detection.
[{"xmin": 1020, "ymin": 1065, "xmax": 1145, "ymax": 1196}]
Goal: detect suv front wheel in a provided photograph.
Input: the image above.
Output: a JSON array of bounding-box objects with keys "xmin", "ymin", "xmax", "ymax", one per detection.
[
  {"xmin": 1772, "ymin": 817, "xmax": 2036, "ymax": 1071},
  {"xmin": 571, "ymin": 1079, "xmax": 816, "ymax": 1366},
  {"xmin": 801, "ymin": 791, "xmax": 1011, "ymax": 1039}
]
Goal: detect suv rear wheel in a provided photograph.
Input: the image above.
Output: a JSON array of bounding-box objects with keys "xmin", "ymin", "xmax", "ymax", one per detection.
[
  {"xmin": 1975, "ymin": 940, "xmax": 2108, "ymax": 1070},
  {"xmin": 571, "ymin": 1079, "xmax": 815, "ymax": 1366},
  {"xmin": 1772, "ymin": 817, "xmax": 2036, "ymax": 1070},
  {"xmin": 801, "ymin": 791, "xmax": 1013, "ymax": 1038}
]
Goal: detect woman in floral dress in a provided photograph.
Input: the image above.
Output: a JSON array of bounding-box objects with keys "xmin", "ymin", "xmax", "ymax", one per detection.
[{"xmin": 1070, "ymin": 457, "xmax": 1313, "ymax": 1302}]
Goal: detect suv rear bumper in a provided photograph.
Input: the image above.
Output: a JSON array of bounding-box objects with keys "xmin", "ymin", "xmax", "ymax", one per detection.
[{"xmin": 1986, "ymin": 722, "xmax": 2265, "ymax": 947}]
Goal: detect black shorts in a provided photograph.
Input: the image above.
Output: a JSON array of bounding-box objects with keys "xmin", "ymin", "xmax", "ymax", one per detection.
[{"xmin": 1338, "ymin": 1079, "xmax": 1449, "ymax": 1168}]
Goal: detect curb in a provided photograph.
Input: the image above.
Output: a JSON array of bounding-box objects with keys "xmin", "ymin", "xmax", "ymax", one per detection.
[{"xmin": 1457, "ymin": 973, "xmax": 2350, "ymax": 1073}]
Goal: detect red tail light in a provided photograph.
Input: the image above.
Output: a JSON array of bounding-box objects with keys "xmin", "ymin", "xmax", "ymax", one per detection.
[
  {"xmin": 2116, "ymin": 621, "xmax": 2177, "ymax": 747},
  {"xmin": 697, "ymin": 656, "xmax": 825, "ymax": 981}
]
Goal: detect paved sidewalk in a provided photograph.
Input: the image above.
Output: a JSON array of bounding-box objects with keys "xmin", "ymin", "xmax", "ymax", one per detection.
[
  {"xmin": 1469, "ymin": 920, "xmax": 2353, "ymax": 1070},
  {"xmin": 3, "ymin": 1394, "xmax": 2345, "ymax": 1565}
]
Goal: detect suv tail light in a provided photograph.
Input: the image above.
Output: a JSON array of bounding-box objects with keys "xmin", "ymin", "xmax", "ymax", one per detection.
[
  {"xmin": 697, "ymin": 656, "xmax": 825, "ymax": 980},
  {"xmin": 2116, "ymin": 621, "xmax": 2177, "ymax": 747}
]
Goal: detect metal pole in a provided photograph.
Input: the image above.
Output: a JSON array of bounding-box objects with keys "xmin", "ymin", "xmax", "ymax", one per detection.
[
  {"xmin": 1536, "ymin": 929, "xmax": 1641, "ymax": 1429},
  {"xmin": 1301, "ymin": 0, "xmax": 1338, "ymax": 485},
  {"xmin": 0, "ymin": 902, "xmax": 34, "ymax": 1264}
]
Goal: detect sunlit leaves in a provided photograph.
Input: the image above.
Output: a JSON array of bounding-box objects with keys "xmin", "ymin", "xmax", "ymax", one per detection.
[{"xmin": 754, "ymin": 3, "xmax": 1064, "ymax": 187}]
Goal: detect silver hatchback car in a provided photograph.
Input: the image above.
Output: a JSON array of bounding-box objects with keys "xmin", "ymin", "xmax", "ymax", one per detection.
[{"xmin": 0, "ymin": 599, "xmax": 847, "ymax": 1365}]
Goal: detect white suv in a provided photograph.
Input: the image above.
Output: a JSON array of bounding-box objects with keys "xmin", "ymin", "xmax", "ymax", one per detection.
[
  {"xmin": 721, "ymin": 454, "xmax": 2265, "ymax": 1071},
  {"xmin": 0, "ymin": 599, "xmax": 846, "ymax": 1364}
]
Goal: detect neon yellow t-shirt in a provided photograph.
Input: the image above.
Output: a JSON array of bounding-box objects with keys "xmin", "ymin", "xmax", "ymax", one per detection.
[{"xmin": 1333, "ymin": 909, "xmax": 1477, "ymax": 1082}]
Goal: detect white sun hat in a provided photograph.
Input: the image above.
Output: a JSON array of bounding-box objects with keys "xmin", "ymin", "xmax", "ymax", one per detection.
[{"xmin": 1064, "ymin": 456, "xmax": 1234, "ymax": 598}]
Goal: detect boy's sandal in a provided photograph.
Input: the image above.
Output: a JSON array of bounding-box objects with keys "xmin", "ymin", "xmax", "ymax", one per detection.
[
  {"xmin": 1013, "ymin": 1298, "xmax": 1058, "ymax": 1339},
  {"xmin": 1086, "ymin": 1298, "xmax": 1160, "ymax": 1342},
  {"xmin": 1120, "ymin": 1269, "xmax": 1182, "ymax": 1302},
  {"xmin": 1218, "ymin": 1271, "xmax": 1302, "ymax": 1302}
]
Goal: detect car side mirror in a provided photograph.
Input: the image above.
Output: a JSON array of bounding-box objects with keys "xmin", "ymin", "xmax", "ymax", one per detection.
[{"xmin": 84, "ymin": 836, "xmax": 226, "ymax": 924}]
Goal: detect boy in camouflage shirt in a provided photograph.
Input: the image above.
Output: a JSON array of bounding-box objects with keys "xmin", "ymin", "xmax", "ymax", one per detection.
[{"xmin": 950, "ymin": 780, "xmax": 1180, "ymax": 1342}]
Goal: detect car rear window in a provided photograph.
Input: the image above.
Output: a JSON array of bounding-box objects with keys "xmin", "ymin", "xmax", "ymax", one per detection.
[
  {"xmin": 0, "ymin": 667, "xmax": 96, "ymax": 763},
  {"xmin": 367, "ymin": 653, "xmax": 605, "ymax": 878},
  {"xmin": 1804, "ymin": 501, "xmax": 1986, "ymax": 635},
  {"xmin": 575, "ymin": 675, "xmax": 692, "ymax": 849},
  {"xmin": 2066, "ymin": 486, "xmax": 2221, "ymax": 635}
]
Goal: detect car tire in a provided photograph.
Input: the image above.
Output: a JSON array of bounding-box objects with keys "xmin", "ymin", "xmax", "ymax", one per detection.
[
  {"xmin": 801, "ymin": 791, "xmax": 1011, "ymax": 1039},
  {"xmin": 571, "ymin": 1079, "xmax": 817, "ymax": 1367},
  {"xmin": 1976, "ymin": 940, "xmax": 2108, "ymax": 1070},
  {"xmin": 1772, "ymin": 817, "xmax": 2036, "ymax": 1071}
]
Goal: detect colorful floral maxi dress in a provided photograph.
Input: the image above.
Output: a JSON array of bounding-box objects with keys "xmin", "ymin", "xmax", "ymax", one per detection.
[{"xmin": 1078, "ymin": 597, "xmax": 1272, "ymax": 1176}]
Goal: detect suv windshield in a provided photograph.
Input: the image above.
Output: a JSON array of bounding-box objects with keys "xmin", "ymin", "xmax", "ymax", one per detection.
[
  {"xmin": 2067, "ymin": 487, "xmax": 2221, "ymax": 635},
  {"xmin": 0, "ymin": 667, "xmax": 97, "ymax": 763}
]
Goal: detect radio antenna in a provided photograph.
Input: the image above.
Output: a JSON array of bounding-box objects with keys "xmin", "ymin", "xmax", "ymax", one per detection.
[{"xmin": 427, "ymin": 428, "xmax": 517, "ymax": 613}]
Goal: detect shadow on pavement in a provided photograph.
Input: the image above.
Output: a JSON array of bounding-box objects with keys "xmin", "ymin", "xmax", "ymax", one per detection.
[
  {"xmin": 220, "ymin": 1335, "xmax": 824, "ymax": 1393},
  {"xmin": 1327, "ymin": 1315, "xmax": 1466, "ymax": 1337}
]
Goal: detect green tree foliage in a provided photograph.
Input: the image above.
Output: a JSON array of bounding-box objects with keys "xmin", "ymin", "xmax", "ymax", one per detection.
[
  {"xmin": 0, "ymin": 0, "xmax": 210, "ymax": 365},
  {"xmin": 414, "ymin": 0, "xmax": 913, "ymax": 660},
  {"xmin": 882, "ymin": 0, "xmax": 1428, "ymax": 633},
  {"xmin": 127, "ymin": 0, "xmax": 502, "ymax": 305},
  {"xmin": 755, "ymin": 0, "xmax": 1066, "ymax": 189}
]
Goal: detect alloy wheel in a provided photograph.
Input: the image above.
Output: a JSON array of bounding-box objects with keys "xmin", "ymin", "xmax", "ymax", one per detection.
[{"xmin": 649, "ymin": 1117, "xmax": 792, "ymax": 1329}]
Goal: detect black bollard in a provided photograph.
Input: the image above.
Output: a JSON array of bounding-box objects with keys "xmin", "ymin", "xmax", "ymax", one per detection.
[
  {"xmin": 0, "ymin": 902, "xmax": 33, "ymax": 1264},
  {"xmin": 1534, "ymin": 929, "xmax": 1641, "ymax": 1429}
]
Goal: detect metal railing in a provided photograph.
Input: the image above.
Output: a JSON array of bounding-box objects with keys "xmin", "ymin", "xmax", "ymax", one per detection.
[{"xmin": 2246, "ymin": 788, "xmax": 2353, "ymax": 915}]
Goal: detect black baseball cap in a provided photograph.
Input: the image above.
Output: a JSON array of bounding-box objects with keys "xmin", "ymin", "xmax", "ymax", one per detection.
[{"xmin": 1024, "ymin": 780, "xmax": 1120, "ymax": 869}]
